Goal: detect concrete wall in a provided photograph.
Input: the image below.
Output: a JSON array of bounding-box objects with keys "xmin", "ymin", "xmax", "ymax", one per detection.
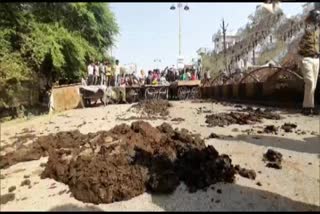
[{"xmin": 51, "ymin": 84, "xmax": 83, "ymax": 112}]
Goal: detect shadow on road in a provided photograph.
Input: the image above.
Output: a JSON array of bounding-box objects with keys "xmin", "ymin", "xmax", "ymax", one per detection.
[
  {"xmin": 219, "ymin": 134, "xmax": 320, "ymax": 154},
  {"xmin": 48, "ymin": 203, "xmax": 104, "ymax": 212},
  {"xmin": 151, "ymin": 183, "xmax": 320, "ymax": 211}
]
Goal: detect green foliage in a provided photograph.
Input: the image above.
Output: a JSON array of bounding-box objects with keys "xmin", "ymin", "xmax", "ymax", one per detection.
[
  {"xmin": 257, "ymin": 41, "xmax": 286, "ymax": 65},
  {"xmin": 0, "ymin": 3, "xmax": 119, "ymax": 109}
]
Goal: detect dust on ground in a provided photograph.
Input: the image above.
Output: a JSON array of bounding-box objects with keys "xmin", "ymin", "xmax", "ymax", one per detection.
[
  {"xmin": 204, "ymin": 107, "xmax": 282, "ymax": 128},
  {"xmin": 130, "ymin": 100, "xmax": 172, "ymax": 117}
]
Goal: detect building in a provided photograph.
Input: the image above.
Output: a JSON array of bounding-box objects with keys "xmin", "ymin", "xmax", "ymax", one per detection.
[
  {"xmin": 212, "ymin": 32, "xmax": 240, "ymax": 54},
  {"xmin": 196, "ymin": 47, "xmax": 210, "ymax": 55}
]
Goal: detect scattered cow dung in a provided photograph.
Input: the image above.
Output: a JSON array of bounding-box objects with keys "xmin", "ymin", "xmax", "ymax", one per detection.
[
  {"xmin": 8, "ymin": 186, "xmax": 16, "ymax": 193},
  {"xmin": 215, "ymin": 199, "xmax": 221, "ymax": 203},
  {"xmin": 171, "ymin": 118, "xmax": 185, "ymax": 122},
  {"xmin": 235, "ymin": 165, "xmax": 256, "ymax": 180},
  {"xmin": 207, "ymin": 133, "xmax": 220, "ymax": 139},
  {"xmin": 310, "ymin": 131, "xmax": 317, "ymax": 135},
  {"xmin": 281, "ymin": 123, "xmax": 297, "ymax": 133},
  {"xmin": 256, "ymin": 182, "xmax": 262, "ymax": 186},
  {"xmin": 38, "ymin": 121, "xmax": 238, "ymax": 204},
  {"xmin": 130, "ymin": 100, "xmax": 172, "ymax": 117},
  {"xmin": 217, "ymin": 189, "xmax": 222, "ymax": 194},
  {"xmin": 0, "ymin": 174, "xmax": 5, "ymax": 179},
  {"xmin": 58, "ymin": 190, "xmax": 67, "ymax": 195},
  {"xmin": 20, "ymin": 179, "xmax": 31, "ymax": 187},
  {"xmin": 21, "ymin": 197, "xmax": 28, "ymax": 201},
  {"xmin": 205, "ymin": 109, "xmax": 280, "ymax": 128},
  {"xmin": 232, "ymin": 128, "xmax": 239, "ymax": 132},
  {"xmin": 40, "ymin": 163, "xmax": 47, "ymax": 168},
  {"xmin": 263, "ymin": 125, "xmax": 278, "ymax": 134},
  {"xmin": 23, "ymin": 175, "xmax": 30, "ymax": 179},
  {"xmin": 263, "ymin": 149, "xmax": 282, "ymax": 169},
  {"xmin": 0, "ymin": 193, "xmax": 15, "ymax": 205}
]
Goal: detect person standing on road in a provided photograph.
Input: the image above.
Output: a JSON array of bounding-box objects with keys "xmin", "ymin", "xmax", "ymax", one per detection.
[
  {"xmin": 105, "ymin": 60, "xmax": 112, "ymax": 87},
  {"xmin": 114, "ymin": 59, "xmax": 121, "ymax": 87},
  {"xmin": 298, "ymin": 9, "xmax": 320, "ymax": 115},
  {"xmin": 87, "ymin": 62, "xmax": 94, "ymax": 85},
  {"xmin": 99, "ymin": 61, "xmax": 105, "ymax": 85}
]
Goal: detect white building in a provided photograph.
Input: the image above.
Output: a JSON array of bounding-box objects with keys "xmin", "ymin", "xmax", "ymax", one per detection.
[{"xmin": 212, "ymin": 32, "xmax": 240, "ymax": 54}]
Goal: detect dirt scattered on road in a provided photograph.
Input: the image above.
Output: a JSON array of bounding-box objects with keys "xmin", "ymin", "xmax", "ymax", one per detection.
[
  {"xmin": 263, "ymin": 125, "xmax": 278, "ymax": 134},
  {"xmin": 207, "ymin": 133, "xmax": 221, "ymax": 139},
  {"xmin": 117, "ymin": 116, "xmax": 167, "ymax": 121},
  {"xmin": 130, "ymin": 100, "xmax": 172, "ymax": 117},
  {"xmin": 205, "ymin": 107, "xmax": 282, "ymax": 127},
  {"xmin": 263, "ymin": 149, "xmax": 283, "ymax": 169},
  {"xmin": 8, "ymin": 186, "xmax": 16, "ymax": 193},
  {"xmin": 21, "ymin": 179, "xmax": 31, "ymax": 187},
  {"xmin": 0, "ymin": 193, "xmax": 15, "ymax": 205},
  {"xmin": 205, "ymin": 112, "xmax": 261, "ymax": 127},
  {"xmin": 281, "ymin": 123, "xmax": 297, "ymax": 133},
  {"xmin": 171, "ymin": 118, "xmax": 185, "ymax": 122},
  {"xmin": 235, "ymin": 165, "xmax": 256, "ymax": 180}
]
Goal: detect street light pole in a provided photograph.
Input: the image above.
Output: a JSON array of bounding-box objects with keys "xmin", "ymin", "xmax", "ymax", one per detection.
[
  {"xmin": 170, "ymin": 3, "xmax": 189, "ymax": 67},
  {"xmin": 178, "ymin": 3, "xmax": 182, "ymax": 56}
]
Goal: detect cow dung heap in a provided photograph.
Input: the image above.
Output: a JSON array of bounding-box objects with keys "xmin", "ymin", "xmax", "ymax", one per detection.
[
  {"xmin": 40, "ymin": 121, "xmax": 238, "ymax": 204},
  {"xmin": 205, "ymin": 109, "xmax": 281, "ymax": 127},
  {"xmin": 130, "ymin": 100, "xmax": 172, "ymax": 117},
  {"xmin": 0, "ymin": 121, "xmax": 254, "ymax": 205}
]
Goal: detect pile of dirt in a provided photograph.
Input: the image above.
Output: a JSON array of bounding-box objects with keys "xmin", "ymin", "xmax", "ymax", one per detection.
[
  {"xmin": 205, "ymin": 112, "xmax": 261, "ymax": 127},
  {"xmin": 0, "ymin": 193, "xmax": 15, "ymax": 205},
  {"xmin": 240, "ymin": 107, "xmax": 282, "ymax": 120},
  {"xmin": 130, "ymin": 100, "xmax": 172, "ymax": 117},
  {"xmin": 235, "ymin": 165, "xmax": 256, "ymax": 180},
  {"xmin": 171, "ymin": 118, "xmax": 185, "ymax": 122},
  {"xmin": 263, "ymin": 125, "xmax": 279, "ymax": 134},
  {"xmin": 0, "ymin": 121, "xmax": 254, "ymax": 205},
  {"xmin": 281, "ymin": 123, "xmax": 297, "ymax": 133},
  {"xmin": 0, "ymin": 130, "xmax": 85, "ymax": 169},
  {"xmin": 263, "ymin": 149, "xmax": 283, "ymax": 169},
  {"xmin": 205, "ymin": 107, "xmax": 282, "ymax": 127},
  {"xmin": 39, "ymin": 121, "xmax": 239, "ymax": 204}
]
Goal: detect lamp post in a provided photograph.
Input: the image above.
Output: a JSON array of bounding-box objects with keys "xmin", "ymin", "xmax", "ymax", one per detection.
[{"xmin": 170, "ymin": 3, "xmax": 190, "ymax": 68}]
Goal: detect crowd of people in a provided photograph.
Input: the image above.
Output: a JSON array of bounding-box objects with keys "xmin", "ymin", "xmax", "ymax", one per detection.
[{"xmin": 86, "ymin": 61, "xmax": 202, "ymax": 87}]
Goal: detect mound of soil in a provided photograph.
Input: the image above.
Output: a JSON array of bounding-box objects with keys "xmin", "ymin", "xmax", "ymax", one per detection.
[
  {"xmin": 0, "ymin": 193, "xmax": 15, "ymax": 205},
  {"xmin": 39, "ymin": 121, "xmax": 238, "ymax": 204},
  {"xmin": 241, "ymin": 108, "xmax": 282, "ymax": 120},
  {"xmin": 281, "ymin": 123, "xmax": 297, "ymax": 133},
  {"xmin": 263, "ymin": 149, "xmax": 283, "ymax": 169},
  {"xmin": 205, "ymin": 107, "xmax": 282, "ymax": 127},
  {"xmin": 130, "ymin": 100, "xmax": 172, "ymax": 117},
  {"xmin": 0, "ymin": 121, "xmax": 254, "ymax": 205},
  {"xmin": 263, "ymin": 125, "xmax": 278, "ymax": 134},
  {"xmin": 205, "ymin": 112, "xmax": 261, "ymax": 127},
  {"xmin": 235, "ymin": 165, "xmax": 256, "ymax": 180}
]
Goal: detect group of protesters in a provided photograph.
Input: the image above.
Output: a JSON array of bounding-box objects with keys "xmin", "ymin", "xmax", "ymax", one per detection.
[
  {"xmin": 86, "ymin": 61, "xmax": 202, "ymax": 87},
  {"xmin": 86, "ymin": 59, "xmax": 121, "ymax": 86}
]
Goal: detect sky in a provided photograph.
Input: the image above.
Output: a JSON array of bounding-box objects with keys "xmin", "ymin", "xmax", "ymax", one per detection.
[{"xmin": 109, "ymin": 2, "xmax": 305, "ymax": 71}]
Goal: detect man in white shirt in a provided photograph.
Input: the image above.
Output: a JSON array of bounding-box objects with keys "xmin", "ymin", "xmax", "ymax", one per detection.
[
  {"xmin": 94, "ymin": 62, "xmax": 100, "ymax": 85},
  {"xmin": 114, "ymin": 59, "xmax": 121, "ymax": 87},
  {"xmin": 87, "ymin": 62, "xmax": 94, "ymax": 85}
]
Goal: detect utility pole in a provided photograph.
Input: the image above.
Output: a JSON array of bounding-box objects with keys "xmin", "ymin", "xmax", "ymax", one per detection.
[{"xmin": 220, "ymin": 18, "xmax": 229, "ymax": 75}]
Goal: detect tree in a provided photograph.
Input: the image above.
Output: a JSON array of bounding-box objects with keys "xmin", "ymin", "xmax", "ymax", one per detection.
[{"xmin": 0, "ymin": 3, "xmax": 119, "ymax": 109}]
